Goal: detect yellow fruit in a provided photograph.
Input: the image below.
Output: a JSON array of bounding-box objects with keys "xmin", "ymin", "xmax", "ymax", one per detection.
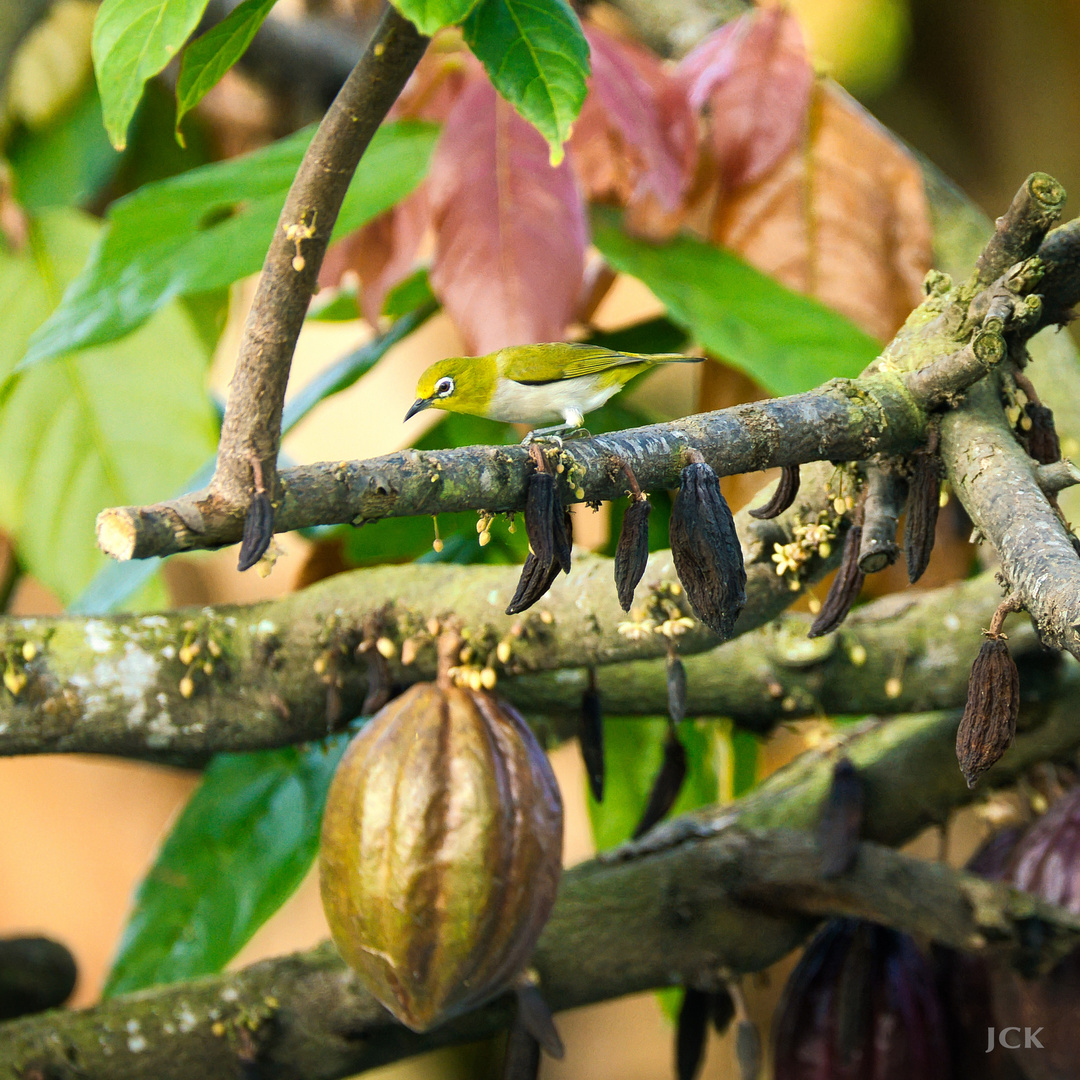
[{"xmin": 319, "ymin": 682, "xmax": 563, "ymax": 1031}]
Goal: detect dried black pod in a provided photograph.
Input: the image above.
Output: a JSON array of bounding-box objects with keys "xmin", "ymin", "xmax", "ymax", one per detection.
[
  {"xmin": 904, "ymin": 450, "xmax": 941, "ymax": 584},
  {"xmin": 0, "ymin": 936, "xmax": 77, "ymax": 1020},
  {"xmin": 774, "ymin": 919, "xmax": 952, "ymax": 1080},
  {"xmin": 667, "ymin": 655, "xmax": 687, "ymax": 724},
  {"xmin": 817, "ymin": 757, "xmax": 864, "ymax": 878},
  {"xmin": 956, "ymin": 636, "xmax": 1019, "ymax": 788},
  {"xmin": 632, "ymin": 727, "xmax": 688, "ymax": 839},
  {"xmin": 670, "ymin": 458, "xmax": 746, "ymax": 640},
  {"xmin": 237, "ymin": 490, "xmax": 274, "ymax": 571},
  {"xmin": 735, "ymin": 1018, "xmax": 762, "ymax": 1080},
  {"xmin": 749, "ymin": 464, "xmax": 801, "ymax": 520},
  {"xmin": 524, "ymin": 472, "xmax": 559, "ymax": 570},
  {"xmin": 506, "ymin": 553, "xmax": 561, "ymax": 615},
  {"xmin": 711, "ymin": 987, "xmax": 736, "ymax": 1035},
  {"xmin": 506, "ymin": 511, "xmax": 572, "ymax": 616},
  {"xmin": 579, "ymin": 681, "xmax": 605, "ymax": 802},
  {"xmin": 502, "ymin": 1022, "xmax": 541, "ymax": 1080},
  {"xmin": 361, "ymin": 649, "xmax": 391, "ymax": 716},
  {"xmin": 514, "ymin": 980, "xmax": 564, "ymax": 1059},
  {"xmin": 809, "ymin": 525, "xmax": 865, "ymax": 638},
  {"xmin": 614, "ymin": 496, "xmax": 651, "ymax": 611},
  {"xmin": 1025, "ymin": 403, "xmax": 1061, "ymax": 465},
  {"xmin": 676, "ymin": 988, "xmax": 710, "ymax": 1080}
]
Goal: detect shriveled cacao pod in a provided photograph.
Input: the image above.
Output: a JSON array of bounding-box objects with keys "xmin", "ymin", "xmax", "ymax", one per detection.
[
  {"xmin": 319, "ymin": 682, "xmax": 563, "ymax": 1031},
  {"xmin": 956, "ymin": 636, "xmax": 1019, "ymax": 788},
  {"xmin": 773, "ymin": 918, "xmax": 951, "ymax": 1080},
  {"xmin": 991, "ymin": 785, "xmax": 1080, "ymax": 1080},
  {"xmin": 670, "ymin": 459, "xmax": 746, "ymax": 640}
]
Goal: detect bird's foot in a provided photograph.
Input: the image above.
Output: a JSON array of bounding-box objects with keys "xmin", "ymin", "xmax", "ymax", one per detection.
[{"xmin": 521, "ymin": 425, "xmax": 590, "ymax": 447}]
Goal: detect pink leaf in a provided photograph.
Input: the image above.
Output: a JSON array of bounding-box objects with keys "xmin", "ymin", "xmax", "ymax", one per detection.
[
  {"xmin": 678, "ymin": 7, "xmax": 813, "ymax": 189},
  {"xmin": 318, "ymin": 186, "xmax": 431, "ymax": 324},
  {"xmin": 571, "ymin": 24, "xmax": 697, "ymax": 214},
  {"xmin": 429, "ymin": 78, "xmax": 587, "ymax": 353}
]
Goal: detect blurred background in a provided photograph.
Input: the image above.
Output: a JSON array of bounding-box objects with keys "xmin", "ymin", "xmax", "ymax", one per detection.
[{"xmin": 1, "ymin": 0, "xmax": 1079, "ymax": 1076}]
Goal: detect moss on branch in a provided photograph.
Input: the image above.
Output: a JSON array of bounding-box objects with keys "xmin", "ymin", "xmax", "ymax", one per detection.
[{"xmin": 6, "ymin": 691, "xmax": 1080, "ymax": 1078}]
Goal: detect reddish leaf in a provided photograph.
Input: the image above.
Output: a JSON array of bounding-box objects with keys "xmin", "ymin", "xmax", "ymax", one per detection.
[
  {"xmin": 571, "ymin": 24, "xmax": 697, "ymax": 218},
  {"xmin": 710, "ymin": 83, "xmax": 933, "ymax": 342},
  {"xmin": 318, "ymin": 186, "xmax": 431, "ymax": 323},
  {"xmin": 429, "ymin": 78, "xmax": 587, "ymax": 352},
  {"xmin": 678, "ymin": 7, "xmax": 812, "ymax": 190},
  {"xmin": 392, "ymin": 46, "xmax": 477, "ymax": 123}
]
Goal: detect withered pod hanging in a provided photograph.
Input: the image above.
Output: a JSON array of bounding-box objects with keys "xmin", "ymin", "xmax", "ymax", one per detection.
[{"xmin": 319, "ymin": 682, "xmax": 564, "ymax": 1031}]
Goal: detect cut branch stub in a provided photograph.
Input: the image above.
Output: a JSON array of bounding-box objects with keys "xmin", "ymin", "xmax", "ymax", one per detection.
[
  {"xmin": 858, "ymin": 463, "xmax": 907, "ymax": 573},
  {"xmin": 974, "ymin": 171, "xmax": 1066, "ymax": 288}
]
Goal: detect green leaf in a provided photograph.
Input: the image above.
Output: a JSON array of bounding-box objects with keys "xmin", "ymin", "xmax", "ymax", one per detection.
[
  {"xmin": 588, "ymin": 719, "xmax": 718, "ymax": 852},
  {"xmin": 92, "ymin": 0, "xmax": 213, "ymax": 149},
  {"xmin": 382, "ymin": 267, "xmax": 436, "ymax": 320},
  {"xmin": 463, "ymin": 0, "xmax": 589, "ymax": 165},
  {"xmin": 390, "ymin": 0, "xmax": 481, "ymax": 36},
  {"xmin": 8, "ymin": 83, "xmax": 122, "ymax": 210},
  {"xmin": 23, "ymin": 120, "xmax": 438, "ymax": 365},
  {"xmin": 0, "ymin": 208, "xmax": 217, "ymax": 602},
  {"xmin": 592, "ymin": 212, "xmax": 882, "ymax": 396},
  {"xmin": 104, "ymin": 738, "xmax": 350, "ymax": 996},
  {"xmin": 174, "ymin": 0, "xmax": 278, "ymax": 140}
]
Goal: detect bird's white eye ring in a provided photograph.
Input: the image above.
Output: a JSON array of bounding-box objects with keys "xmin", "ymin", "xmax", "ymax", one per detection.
[{"xmin": 435, "ymin": 377, "xmax": 455, "ymax": 397}]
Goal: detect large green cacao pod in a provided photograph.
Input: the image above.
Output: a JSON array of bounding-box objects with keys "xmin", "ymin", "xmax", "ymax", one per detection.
[{"xmin": 319, "ymin": 681, "xmax": 564, "ymax": 1031}]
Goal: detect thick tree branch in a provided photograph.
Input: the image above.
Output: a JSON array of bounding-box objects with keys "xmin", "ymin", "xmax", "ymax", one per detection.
[
  {"xmin": 940, "ymin": 376, "xmax": 1080, "ymax": 657},
  {"xmin": 4, "ymin": 478, "xmax": 853, "ymax": 762},
  {"xmin": 96, "ymin": 377, "xmax": 922, "ymax": 561},
  {"xmin": 204, "ymin": 6, "xmax": 428, "ymax": 517},
  {"xmin": 5, "ymin": 696, "xmax": 1080, "ymax": 1077}
]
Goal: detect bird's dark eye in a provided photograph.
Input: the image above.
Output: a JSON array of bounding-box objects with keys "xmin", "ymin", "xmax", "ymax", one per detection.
[{"xmin": 435, "ymin": 377, "xmax": 455, "ymax": 397}]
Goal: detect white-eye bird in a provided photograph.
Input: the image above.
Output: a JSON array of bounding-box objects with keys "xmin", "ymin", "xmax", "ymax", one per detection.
[{"xmin": 405, "ymin": 343, "xmax": 703, "ymax": 437}]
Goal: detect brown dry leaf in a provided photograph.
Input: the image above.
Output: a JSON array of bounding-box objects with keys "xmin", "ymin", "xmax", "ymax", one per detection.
[
  {"xmin": 710, "ymin": 81, "xmax": 933, "ymax": 343},
  {"xmin": 570, "ymin": 23, "xmax": 697, "ymax": 235},
  {"xmin": 428, "ymin": 79, "xmax": 588, "ymax": 353},
  {"xmin": 678, "ymin": 7, "xmax": 813, "ymax": 191}
]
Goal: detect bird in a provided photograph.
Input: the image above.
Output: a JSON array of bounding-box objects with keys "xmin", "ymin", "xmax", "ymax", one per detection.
[{"xmin": 405, "ymin": 343, "xmax": 703, "ymax": 438}]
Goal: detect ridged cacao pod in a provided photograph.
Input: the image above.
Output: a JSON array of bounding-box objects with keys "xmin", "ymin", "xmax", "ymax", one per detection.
[
  {"xmin": 991, "ymin": 785, "xmax": 1080, "ymax": 1079},
  {"xmin": 956, "ymin": 636, "xmax": 1019, "ymax": 788},
  {"xmin": 773, "ymin": 918, "xmax": 951, "ymax": 1080},
  {"xmin": 319, "ymin": 682, "xmax": 564, "ymax": 1031},
  {"xmin": 935, "ymin": 827, "xmax": 1027, "ymax": 1080}
]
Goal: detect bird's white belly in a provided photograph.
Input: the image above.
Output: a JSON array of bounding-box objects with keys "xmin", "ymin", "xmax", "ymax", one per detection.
[{"xmin": 487, "ymin": 375, "xmax": 619, "ymax": 424}]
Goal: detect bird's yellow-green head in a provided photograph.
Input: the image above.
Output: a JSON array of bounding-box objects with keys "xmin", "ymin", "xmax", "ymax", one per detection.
[{"xmin": 405, "ymin": 355, "xmax": 497, "ymax": 421}]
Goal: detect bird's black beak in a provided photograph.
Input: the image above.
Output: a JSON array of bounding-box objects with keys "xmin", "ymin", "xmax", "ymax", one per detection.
[{"xmin": 404, "ymin": 397, "xmax": 432, "ymax": 422}]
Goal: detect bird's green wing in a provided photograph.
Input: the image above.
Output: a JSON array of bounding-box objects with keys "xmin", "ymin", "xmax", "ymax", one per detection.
[{"xmin": 502, "ymin": 343, "xmax": 649, "ymax": 383}]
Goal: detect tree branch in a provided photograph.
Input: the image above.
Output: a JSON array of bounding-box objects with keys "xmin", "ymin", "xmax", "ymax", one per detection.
[
  {"xmin": 96, "ymin": 377, "xmax": 922, "ymax": 561},
  {"xmin": 201, "ymin": 5, "xmax": 428, "ymax": 520},
  {"xmin": 6, "ymin": 694, "xmax": 1080, "ymax": 1077},
  {"xmin": 4, "ymin": 476, "xmax": 853, "ymax": 762}
]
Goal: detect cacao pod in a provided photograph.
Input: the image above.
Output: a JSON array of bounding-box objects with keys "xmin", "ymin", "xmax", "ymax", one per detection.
[
  {"xmin": 956, "ymin": 636, "xmax": 1019, "ymax": 788},
  {"xmin": 670, "ymin": 459, "xmax": 746, "ymax": 640},
  {"xmin": 773, "ymin": 918, "xmax": 952, "ymax": 1080},
  {"xmin": 935, "ymin": 827, "xmax": 1027, "ymax": 1080},
  {"xmin": 319, "ymin": 682, "xmax": 564, "ymax": 1031},
  {"xmin": 991, "ymin": 785, "xmax": 1080, "ymax": 1079}
]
